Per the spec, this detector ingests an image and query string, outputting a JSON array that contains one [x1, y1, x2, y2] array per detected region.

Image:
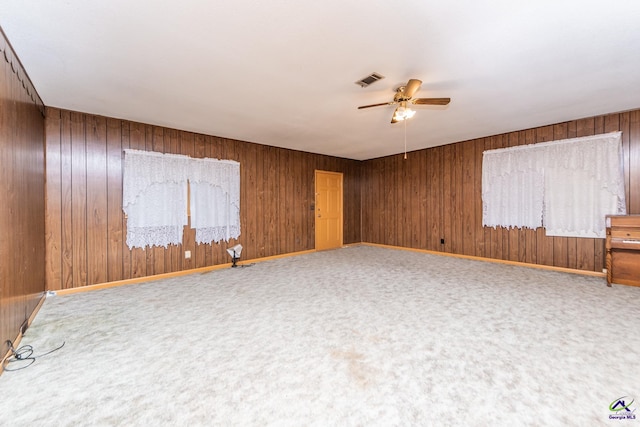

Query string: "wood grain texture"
[[106, 118, 124, 282], [45, 108, 62, 290], [361, 110, 640, 272], [44, 108, 362, 290], [70, 111, 88, 287], [1, 32, 45, 359], [86, 115, 108, 285]]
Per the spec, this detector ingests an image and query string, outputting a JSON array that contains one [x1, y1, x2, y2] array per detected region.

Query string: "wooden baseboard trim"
[[1, 293, 46, 376], [52, 249, 317, 297], [28, 293, 46, 326], [361, 242, 606, 278]]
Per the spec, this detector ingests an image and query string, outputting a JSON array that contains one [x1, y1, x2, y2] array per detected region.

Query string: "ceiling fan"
[[357, 79, 450, 123]]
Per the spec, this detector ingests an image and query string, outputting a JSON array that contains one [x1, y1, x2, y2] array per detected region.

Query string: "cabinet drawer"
[[611, 250, 640, 286], [611, 228, 640, 239]]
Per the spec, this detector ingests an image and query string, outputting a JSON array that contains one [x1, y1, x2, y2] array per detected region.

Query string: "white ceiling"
[[2, 1, 640, 160]]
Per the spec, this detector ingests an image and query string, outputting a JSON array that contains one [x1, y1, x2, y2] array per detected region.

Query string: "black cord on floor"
[[235, 263, 255, 268], [3, 340, 65, 372]]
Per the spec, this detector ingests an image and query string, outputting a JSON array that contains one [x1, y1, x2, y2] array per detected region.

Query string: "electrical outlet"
[[185, 250, 191, 259]]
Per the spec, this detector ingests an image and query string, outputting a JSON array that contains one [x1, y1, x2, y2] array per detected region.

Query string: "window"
[[123, 149, 240, 248], [482, 132, 626, 238]]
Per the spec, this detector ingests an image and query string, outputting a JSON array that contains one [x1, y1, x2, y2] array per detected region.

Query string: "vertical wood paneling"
[[442, 144, 453, 253], [461, 140, 476, 256], [429, 146, 444, 251], [44, 110, 361, 290], [362, 109, 640, 273], [266, 146, 278, 252], [86, 115, 108, 285], [255, 145, 265, 257], [620, 112, 631, 212], [284, 149, 296, 253], [71, 111, 88, 287], [297, 151, 307, 251], [402, 156, 412, 248], [451, 143, 463, 255], [106, 117, 123, 282], [416, 151, 427, 249], [45, 109, 62, 290], [0, 50, 19, 352], [344, 160, 361, 245], [278, 148, 289, 253], [42, 104, 640, 290], [1, 32, 45, 358], [374, 158, 384, 245], [386, 156, 397, 246], [60, 110, 74, 288], [244, 142, 258, 258], [408, 153, 420, 248], [302, 154, 312, 249]]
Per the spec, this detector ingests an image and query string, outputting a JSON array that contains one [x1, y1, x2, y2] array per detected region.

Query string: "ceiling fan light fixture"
[[393, 106, 415, 121]]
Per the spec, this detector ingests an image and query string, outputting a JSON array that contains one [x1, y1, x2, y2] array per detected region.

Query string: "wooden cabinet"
[[605, 215, 640, 287]]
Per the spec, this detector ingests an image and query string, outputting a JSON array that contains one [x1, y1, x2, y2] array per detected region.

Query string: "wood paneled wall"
[[0, 29, 46, 358], [362, 110, 640, 272], [44, 108, 362, 290]]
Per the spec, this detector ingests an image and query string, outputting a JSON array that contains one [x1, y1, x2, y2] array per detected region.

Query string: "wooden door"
[[315, 170, 343, 250]]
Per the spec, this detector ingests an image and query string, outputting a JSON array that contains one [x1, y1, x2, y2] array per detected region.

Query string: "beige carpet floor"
[[1, 245, 638, 426]]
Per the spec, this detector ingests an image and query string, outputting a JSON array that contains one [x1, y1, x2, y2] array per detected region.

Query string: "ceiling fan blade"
[[412, 97, 451, 105], [357, 101, 394, 109], [403, 79, 422, 99]]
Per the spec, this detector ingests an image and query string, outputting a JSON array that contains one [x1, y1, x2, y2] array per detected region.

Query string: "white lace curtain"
[[123, 149, 241, 248], [482, 132, 626, 238], [189, 158, 241, 244]]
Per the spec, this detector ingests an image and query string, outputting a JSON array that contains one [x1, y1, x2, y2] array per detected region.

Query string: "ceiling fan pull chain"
[[404, 118, 408, 160]]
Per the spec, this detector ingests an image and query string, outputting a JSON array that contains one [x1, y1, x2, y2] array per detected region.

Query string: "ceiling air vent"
[[355, 72, 385, 88]]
